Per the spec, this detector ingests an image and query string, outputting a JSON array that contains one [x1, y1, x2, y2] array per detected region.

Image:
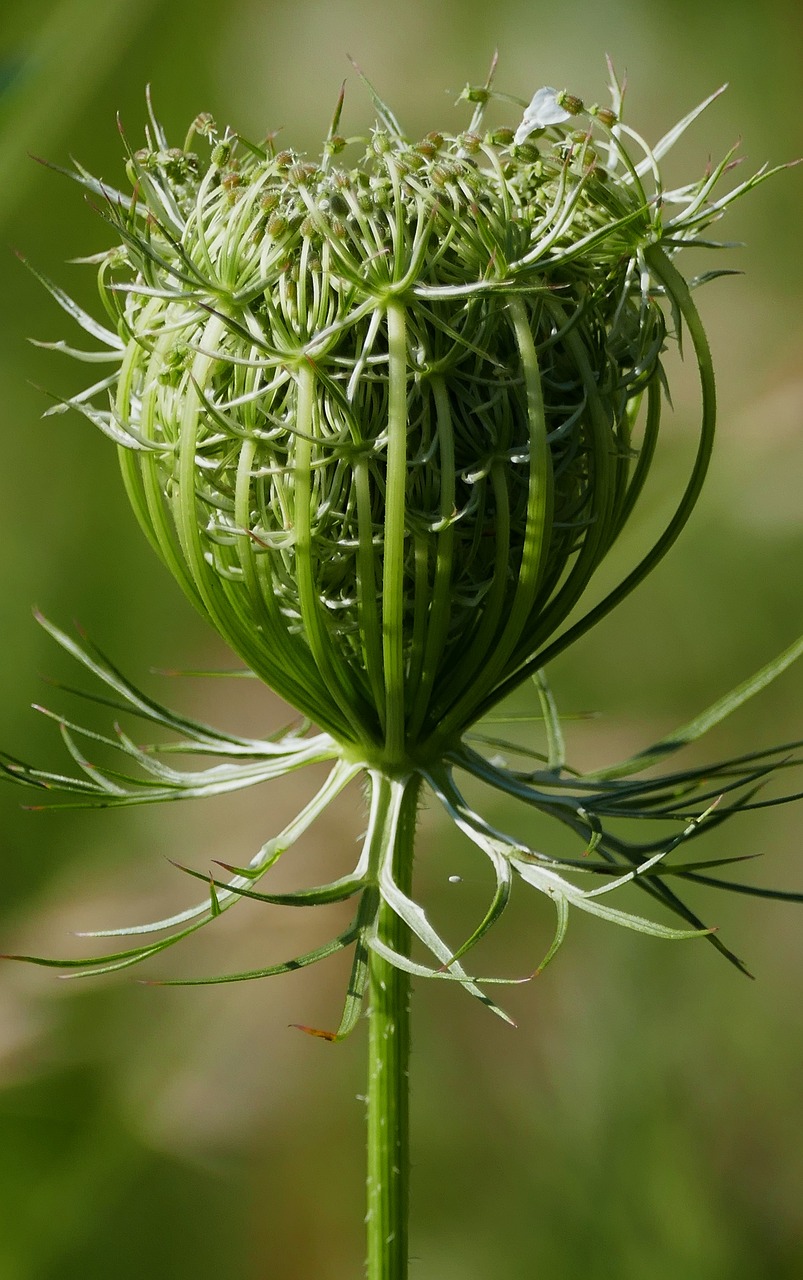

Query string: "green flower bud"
[[37, 77, 786, 772], [191, 111, 216, 138], [556, 91, 584, 115], [211, 139, 232, 168], [590, 104, 618, 128], [266, 211, 289, 237], [489, 126, 514, 146], [414, 132, 444, 159], [457, 131, 482, 154], [460, 84, 489, 105]]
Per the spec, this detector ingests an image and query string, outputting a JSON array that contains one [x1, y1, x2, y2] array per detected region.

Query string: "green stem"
[[366, 773, 419, 1280], [383, 302, 408, 764]]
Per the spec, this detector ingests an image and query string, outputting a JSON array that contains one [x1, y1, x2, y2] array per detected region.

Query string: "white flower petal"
[[514, 86, 572, 144]]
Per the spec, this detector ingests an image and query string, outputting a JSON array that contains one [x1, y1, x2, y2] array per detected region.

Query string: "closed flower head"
[[48, 68, 771, 773]]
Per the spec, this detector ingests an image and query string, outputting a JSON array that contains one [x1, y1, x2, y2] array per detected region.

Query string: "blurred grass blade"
[[0, 0, 159, 227], [533, 668, 565, 771], [591, 632, 803, 781]]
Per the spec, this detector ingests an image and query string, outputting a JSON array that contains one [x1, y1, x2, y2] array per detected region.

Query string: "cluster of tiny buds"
[[554, 89, 619, 128], [131, 145, 199, 183], [513, 86, 620, 146], [123, 89, 624, 257]]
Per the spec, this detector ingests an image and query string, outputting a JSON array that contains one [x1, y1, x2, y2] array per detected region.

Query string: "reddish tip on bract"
[[290, 1023, 338, 1042]]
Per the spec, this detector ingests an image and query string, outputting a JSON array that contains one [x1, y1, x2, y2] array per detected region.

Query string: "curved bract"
[[3, 616, 803, 1019], [36, 72, 779, 762]]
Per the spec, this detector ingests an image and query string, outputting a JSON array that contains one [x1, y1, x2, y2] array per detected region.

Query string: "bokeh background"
[[1, 1, 801, 1277]]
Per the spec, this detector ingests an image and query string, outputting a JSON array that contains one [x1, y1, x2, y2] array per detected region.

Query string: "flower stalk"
[[366, 773, 418, 1280], [383, 302, 411, 766]]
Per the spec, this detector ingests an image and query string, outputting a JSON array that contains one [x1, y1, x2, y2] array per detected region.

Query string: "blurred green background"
[[1, 1, 801, 1277]]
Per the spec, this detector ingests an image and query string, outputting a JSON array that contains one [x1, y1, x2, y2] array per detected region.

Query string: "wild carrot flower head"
[[7, 62, 800, 1017], [36, 63, 777, 765]]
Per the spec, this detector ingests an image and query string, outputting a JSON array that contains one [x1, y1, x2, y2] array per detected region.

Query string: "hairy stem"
[[366, 773, 419, 1279]]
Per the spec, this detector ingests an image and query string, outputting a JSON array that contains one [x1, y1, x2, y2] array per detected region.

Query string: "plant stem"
[[382, 301, 408, 765], [366, 773, 419, 1279]]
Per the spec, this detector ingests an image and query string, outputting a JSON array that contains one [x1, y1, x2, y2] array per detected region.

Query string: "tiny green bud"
[[458, 132, 482, 154], [288, 162, 313, 186], [512, 142, 540, 162], [461, 83, 489, 104], [156, 342, 190, 384], [590, 104, 618, 128], [132, 147, 156, 171], [192, 111, 216, 137], [267, 212, 289, 237], [105, 246, 128, 269], [408, 141, 433, 162], [556, 91, 584, 115], [211, 140, 232, 168], [395, 151, 423, 174], [328, 191, 349, 216], [417, 131, 444, 155]]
